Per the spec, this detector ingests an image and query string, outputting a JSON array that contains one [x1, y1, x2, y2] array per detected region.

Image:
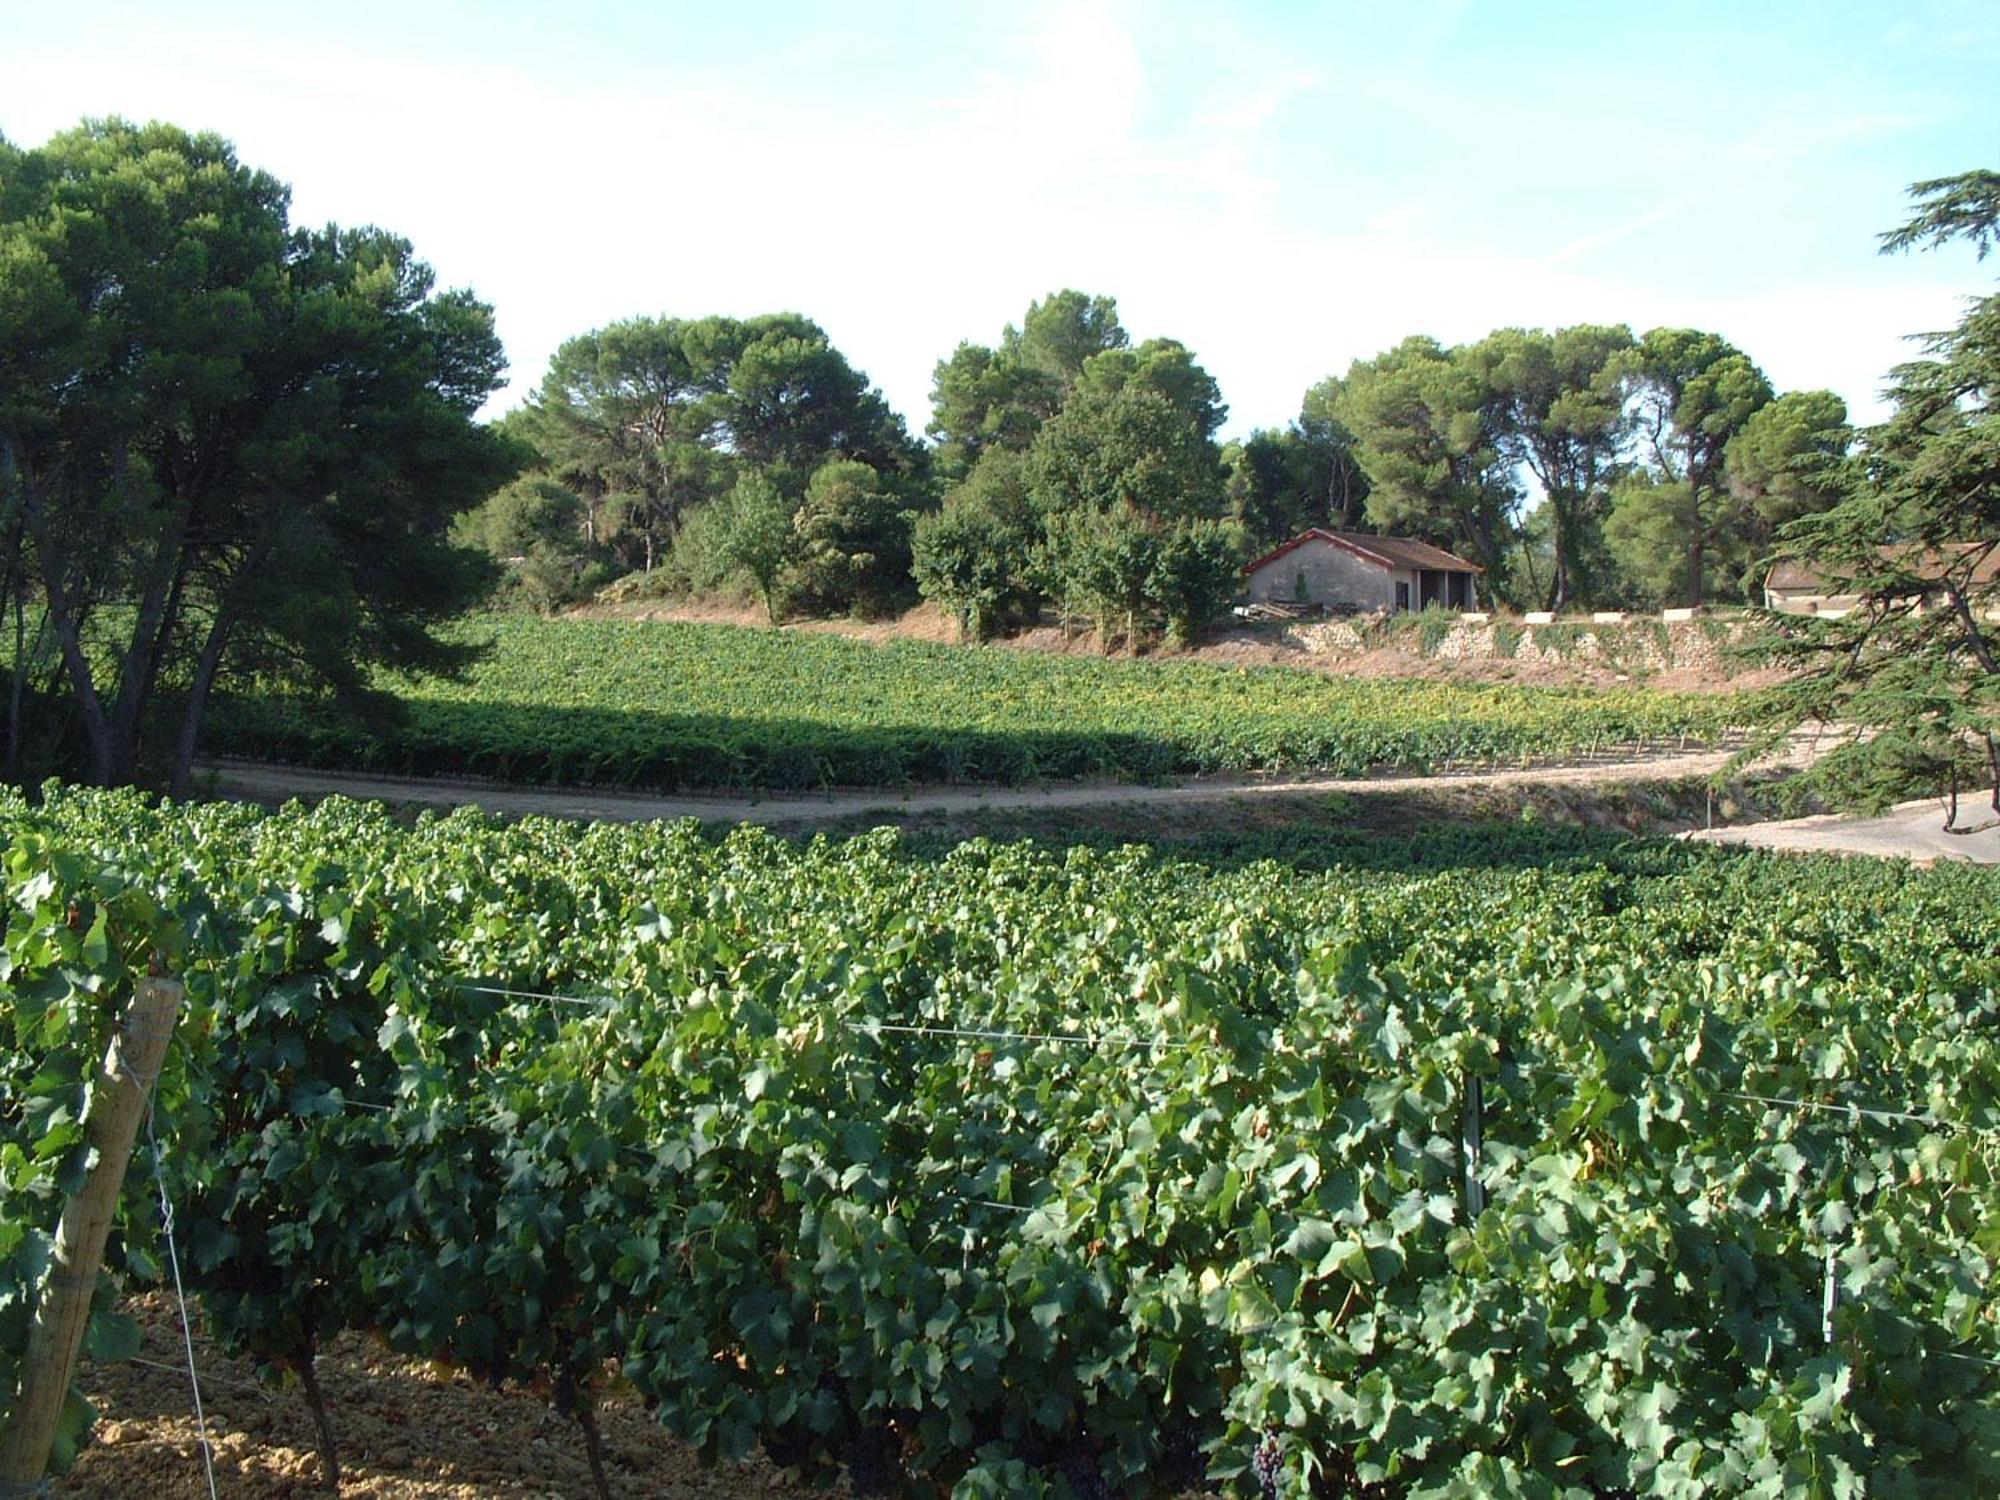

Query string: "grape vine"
[[3, 784, 1996, 1497]]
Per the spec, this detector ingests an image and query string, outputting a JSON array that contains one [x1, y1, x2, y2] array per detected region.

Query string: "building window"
[[1395, 580, 1410, 611]]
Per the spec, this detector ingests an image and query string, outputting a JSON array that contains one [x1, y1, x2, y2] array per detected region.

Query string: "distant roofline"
[[1244, 528, 1483, 577], [1766, 541, 1999, 592]]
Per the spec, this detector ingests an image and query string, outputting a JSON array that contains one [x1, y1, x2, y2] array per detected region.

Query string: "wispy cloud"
[[1552, 202, 1687, 264]]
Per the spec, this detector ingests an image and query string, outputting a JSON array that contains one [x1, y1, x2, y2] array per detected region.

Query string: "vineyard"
[[4, 786, 1998, 1497], [205, 616, 1739, 791]]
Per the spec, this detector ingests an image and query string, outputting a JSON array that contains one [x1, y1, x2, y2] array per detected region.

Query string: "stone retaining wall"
[[1284, 615, 1749, 674]]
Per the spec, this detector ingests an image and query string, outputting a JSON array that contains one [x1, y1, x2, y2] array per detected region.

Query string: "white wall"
[[1766, 587, 1859, 616], [1246, 538, 1395, 610]]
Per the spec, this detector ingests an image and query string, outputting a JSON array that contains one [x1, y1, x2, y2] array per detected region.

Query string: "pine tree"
[[1749, 171, 2000, 829]]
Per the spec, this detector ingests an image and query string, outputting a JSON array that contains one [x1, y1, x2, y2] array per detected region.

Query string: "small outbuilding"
[[1765, 544, 2000, 617], [1243, 529, 1482, 613]]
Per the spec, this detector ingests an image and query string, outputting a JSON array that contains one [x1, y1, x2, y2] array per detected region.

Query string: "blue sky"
[[5, 1, 1998, 438]]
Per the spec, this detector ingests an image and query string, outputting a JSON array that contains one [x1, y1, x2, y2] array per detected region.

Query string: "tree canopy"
[[512, 313, 919, 578], [1722, 389, 1853, 528], [7, 118, 1941, 705], [0, 118, 514, 792], [908, 293, 1242, 651], [1472, 324, 1635, 609], [926, 290, 1128, 482], [1314, 322, 1848, 610], [1325, 337, 1519, 586], [1877, 170, 2000, 260], [1605, 329, 1774, 606]]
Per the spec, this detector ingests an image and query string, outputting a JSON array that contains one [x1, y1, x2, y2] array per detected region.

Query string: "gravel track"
[[200, 744, 1795, 829], [1687, 795, 2000, 864]]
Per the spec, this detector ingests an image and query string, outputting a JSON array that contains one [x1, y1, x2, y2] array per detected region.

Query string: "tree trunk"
[[1513, 529, 1544, 613], [296, 1350, 341, 1491], [1547, 483, 1588, 613], [1941, 746, 2000, 834], [575, 1399, 612, 1500], [125, 548, 195, 760], [6, 589, 24, 782], [1545, 505, 1570, 613], [169, 527, 276, 798], [97, 517, 193, 782], [168, 607, 236, 799], [1942, 578, 2000, 676], [18, 477, 146, 785], [1686, 512, 1707, 609], [38, 569, 115, 783], [553, 1367, 612, 1500], [1, 512, 24, 782]]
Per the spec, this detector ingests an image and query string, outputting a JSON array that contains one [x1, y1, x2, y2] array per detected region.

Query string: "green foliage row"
[[4, 786, 1997, 1496], [205, 616, 1738, 792]]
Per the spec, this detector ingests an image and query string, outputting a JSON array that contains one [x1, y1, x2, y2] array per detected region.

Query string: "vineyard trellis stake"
[[1460, 1072, 1487, 1221], [0, 978, 183, 1488]]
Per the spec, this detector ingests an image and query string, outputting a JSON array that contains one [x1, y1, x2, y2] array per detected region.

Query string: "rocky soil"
[[63, 1294, 846, 1499]]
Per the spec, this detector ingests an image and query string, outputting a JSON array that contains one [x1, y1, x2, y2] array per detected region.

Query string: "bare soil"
[[64, 1294, 845, 1499]]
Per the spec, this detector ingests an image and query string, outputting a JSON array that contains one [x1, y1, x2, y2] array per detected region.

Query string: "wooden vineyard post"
[[1459, 1072, 1487, 1222], [0, 977, 183, 1489]]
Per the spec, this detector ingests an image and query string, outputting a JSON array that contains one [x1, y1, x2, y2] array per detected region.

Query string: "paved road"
[[200, 745, 1783, 828], [1688, 797, 2000, 865]]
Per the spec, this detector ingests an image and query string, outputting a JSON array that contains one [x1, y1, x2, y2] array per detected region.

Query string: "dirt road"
[[1687, 796, 2000, 865], [201, 745, 1790, 829]]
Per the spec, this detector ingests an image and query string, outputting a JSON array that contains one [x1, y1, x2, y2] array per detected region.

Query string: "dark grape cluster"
[[1252, 1432, 1285, 1500], [1156, 1418, 1213, 1490], [844, 1424, 902, 1497], [1059, 1444, 1112, 1500], [760, 1422, 813, 1471]]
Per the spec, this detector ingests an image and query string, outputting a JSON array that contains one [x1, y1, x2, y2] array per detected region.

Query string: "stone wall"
[[1285, 614, 1748, 673]]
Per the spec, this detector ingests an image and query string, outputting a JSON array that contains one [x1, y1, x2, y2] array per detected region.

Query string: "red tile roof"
[[1245, 529, 1482, 576]]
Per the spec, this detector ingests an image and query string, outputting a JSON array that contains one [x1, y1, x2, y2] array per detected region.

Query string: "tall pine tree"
[[1749, 171, 2000, 828]]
